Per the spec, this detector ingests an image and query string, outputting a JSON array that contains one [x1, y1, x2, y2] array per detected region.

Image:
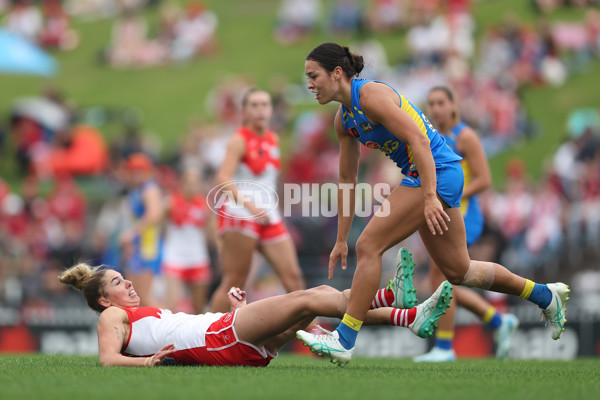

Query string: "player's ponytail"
[[307, 43, 364, 78], [58, 263, 108, 313]]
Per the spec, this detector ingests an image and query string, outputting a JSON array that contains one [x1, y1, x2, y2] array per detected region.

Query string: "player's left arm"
[[456, 127, 491, 199], [360, 83, 449, 235]]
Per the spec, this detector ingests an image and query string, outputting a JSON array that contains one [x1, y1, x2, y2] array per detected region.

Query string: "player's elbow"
[[475, 171, 492, 192], [412, 134, 431, 150], [481, 175, 492, 191], [98, 354, 112, 366]]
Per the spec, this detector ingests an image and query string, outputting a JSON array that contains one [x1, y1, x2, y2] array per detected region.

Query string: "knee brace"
[[461, 261, 495, 289]]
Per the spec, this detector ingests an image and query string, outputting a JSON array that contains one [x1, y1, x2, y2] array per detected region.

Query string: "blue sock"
[[528, 283, 552, 309], [435, 337, 453, 351], [487, 312, 503, 331], [434, 330, 454, 350], [335, 323, 358, 350]]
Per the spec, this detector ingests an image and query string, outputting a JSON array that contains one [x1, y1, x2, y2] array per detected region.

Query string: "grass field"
[[1, 354, 598, 400]]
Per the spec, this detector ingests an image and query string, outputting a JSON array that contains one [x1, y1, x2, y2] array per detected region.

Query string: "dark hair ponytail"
[[307, 43, 364, 79]]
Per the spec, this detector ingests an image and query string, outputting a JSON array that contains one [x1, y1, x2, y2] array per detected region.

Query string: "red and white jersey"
[[224, 126, 281, 223], [120, 306, 223, 357], [162, 192, 210, 266]]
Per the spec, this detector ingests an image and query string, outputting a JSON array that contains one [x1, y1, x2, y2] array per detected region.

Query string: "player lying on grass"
[[58, 251, 452, 367]]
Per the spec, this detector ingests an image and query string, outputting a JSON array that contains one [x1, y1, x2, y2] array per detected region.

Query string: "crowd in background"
[[1, 0, 600, 315], [1, 0, 79, 50]]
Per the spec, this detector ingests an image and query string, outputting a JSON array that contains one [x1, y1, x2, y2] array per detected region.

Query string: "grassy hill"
[[0, 0, 598, 187]]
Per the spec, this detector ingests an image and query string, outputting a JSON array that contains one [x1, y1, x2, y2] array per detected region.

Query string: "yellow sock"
[[341, 313, 363, 331], [519, 279, 535, 299], [436, 330, 454, 340], [482, 306, 497, 324]]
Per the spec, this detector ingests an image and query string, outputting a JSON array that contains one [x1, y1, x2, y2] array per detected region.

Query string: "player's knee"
[[311, 285, 338, 293], [440, 263, 471, 285], [221, 275, 247, 288], [445, 272, 465, 286], [355, 235, 382, 259], [460, 261, 495, 289]]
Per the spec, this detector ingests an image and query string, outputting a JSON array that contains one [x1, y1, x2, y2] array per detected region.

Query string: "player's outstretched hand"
[[146, 344, 177, 366], [228, 287, 247, 310], [329, 241, 349, 279]]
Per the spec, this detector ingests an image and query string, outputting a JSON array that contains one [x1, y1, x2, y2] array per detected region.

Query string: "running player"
[[413, 86, 518, 362], [209, 88, 305, 312], [57, 255, 452, 367], [296, 43, 569, 365]]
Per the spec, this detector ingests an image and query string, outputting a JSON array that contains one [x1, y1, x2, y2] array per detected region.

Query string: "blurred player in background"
[[162, 166, 215, 314], [119, 153, 163, 307], [414, 86, 519, 362], [209, 88, 305, 312]]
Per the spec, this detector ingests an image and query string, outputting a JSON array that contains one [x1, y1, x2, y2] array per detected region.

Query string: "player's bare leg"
[[210, 231, 257, 312], [419, 207, 568, 341], [258, 236, 305, 292]]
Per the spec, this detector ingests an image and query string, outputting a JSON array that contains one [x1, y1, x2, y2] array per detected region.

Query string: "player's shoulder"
[[99, 306, 128, 323], [359, 81, 398, 110], [457, 124, 480, 143]]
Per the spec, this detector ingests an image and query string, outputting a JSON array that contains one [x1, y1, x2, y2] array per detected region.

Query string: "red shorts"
[[218, 215, 289, 244], [170, 310, 277, 367], [162, 263, 211, 284]]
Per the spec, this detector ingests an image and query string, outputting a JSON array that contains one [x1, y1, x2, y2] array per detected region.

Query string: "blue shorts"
[[127, 234, 163, 275], [400, 161, 464, 208]]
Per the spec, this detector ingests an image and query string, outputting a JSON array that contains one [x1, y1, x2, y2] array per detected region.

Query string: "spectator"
[[3, 0, 42, 43], [275, 0, 321, 45], [106, 10, 168, 68], [170, 1, 218, 62], [329, 0, 363, 36], [38, 0, 79, 50]]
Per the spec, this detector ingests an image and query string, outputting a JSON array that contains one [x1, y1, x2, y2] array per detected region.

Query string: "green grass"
[[0, 354, 598, 400]]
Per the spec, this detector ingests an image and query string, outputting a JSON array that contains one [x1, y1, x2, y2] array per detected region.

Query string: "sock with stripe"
[[390, 308, 417, 327], [482, 306, 502, 331], [520, 279, 552, 309], [370, 288, 395, 309], [434, 330, 454, 350], [335, 314, 363, 350]]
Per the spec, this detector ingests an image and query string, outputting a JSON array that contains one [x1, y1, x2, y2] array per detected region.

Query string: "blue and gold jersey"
[[340, 79, 461, 178], [127, 179, 162, 264]]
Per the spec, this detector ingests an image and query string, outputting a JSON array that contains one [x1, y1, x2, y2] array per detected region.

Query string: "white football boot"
[[296, 325, 354, 366], [413, 347, 456, 363], [494, 313, 519, 359], [408, 281, 453, 338], [541, 283, 570, 340]]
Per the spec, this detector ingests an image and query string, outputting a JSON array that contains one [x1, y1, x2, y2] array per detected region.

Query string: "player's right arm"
[[329, 107, 361, 279], [97, 307, 175, 367]]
